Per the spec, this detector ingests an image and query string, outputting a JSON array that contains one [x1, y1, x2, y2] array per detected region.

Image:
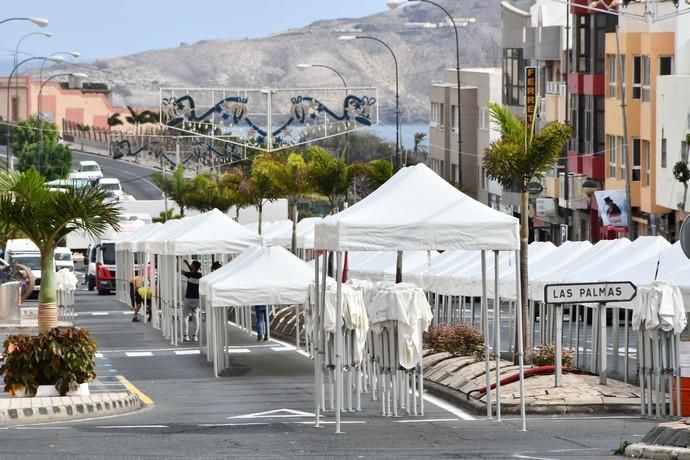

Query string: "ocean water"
[[365, 122, 430, 149]]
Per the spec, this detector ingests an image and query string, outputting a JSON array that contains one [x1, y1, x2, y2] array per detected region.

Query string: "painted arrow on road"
[[228, 409, 315, 419]]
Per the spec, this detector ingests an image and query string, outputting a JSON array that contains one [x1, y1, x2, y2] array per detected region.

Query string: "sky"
[[1, 0, 388, 70]]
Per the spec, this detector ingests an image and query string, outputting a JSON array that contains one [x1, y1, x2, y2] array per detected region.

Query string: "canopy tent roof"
[[314, 164, 520, 251], [269, 217, 324, 249], [347, 250, 439, 283], [405, 249, 467, 287], [115, 223, 162, 252], [164, 209, 262, 255], [201, 246, 315, 307], [143, 218, 193, 253], [606, 241, 690, 288], [526, 241, 593, 300]]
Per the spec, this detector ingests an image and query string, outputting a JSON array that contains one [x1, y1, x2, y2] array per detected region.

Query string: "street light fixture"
[[37, 72, 88, 174], [296, 63, 348, 90], [13, 31, 52, 122], [0, 17, 49, 27], [5, 54, 64, 169], [338, 34, 401, 171], [387, 0, 463, 188]]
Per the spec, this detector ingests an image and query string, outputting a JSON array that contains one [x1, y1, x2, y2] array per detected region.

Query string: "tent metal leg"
[[624, 309, 630, 384], [481, 250, 491, 419], [514, 249, 526, 431], [599, 303, 607, 385], [493, 250, 501, 422]]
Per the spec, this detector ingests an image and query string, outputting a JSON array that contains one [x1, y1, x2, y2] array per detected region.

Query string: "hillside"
[[46, 0, 534, 123]]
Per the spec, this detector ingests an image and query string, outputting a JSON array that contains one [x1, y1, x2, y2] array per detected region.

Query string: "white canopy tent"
[[347, 250, 439, 283], [115, 223, 162, 304], [313, 164, 522, 432], [200, 246, 316, 376]]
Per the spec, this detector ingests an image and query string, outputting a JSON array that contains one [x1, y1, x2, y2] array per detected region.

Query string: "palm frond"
[[488, 102, 525, 145]]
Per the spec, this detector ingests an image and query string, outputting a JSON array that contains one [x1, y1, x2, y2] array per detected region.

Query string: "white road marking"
[[292, 421, 366, 425], [174, 350, 201, 355], [116, 168, 161, 193], [227, 348, 251, 354], [198, 423, 270, 427], [14, 426, 70, 430], [271, 347, 295, 352], [92, 312, 109, 316], [125, 352, 153, 357], [95, 353, 104, 358], [229, 408, 315, 419], [394, 418, 461, 423], [423, 392, 476, 421], [97, 425, 168, 429]]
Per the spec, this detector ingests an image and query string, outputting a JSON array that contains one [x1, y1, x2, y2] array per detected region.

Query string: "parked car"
[[4, 239, 41, 298], [54, 247, 74, 272], [98, 178, 124, 201], [70, 160, 103, 182]]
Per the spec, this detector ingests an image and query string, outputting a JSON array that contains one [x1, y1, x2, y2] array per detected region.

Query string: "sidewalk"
[[0, 308, 145, 427], [423, 352, 641, 415]]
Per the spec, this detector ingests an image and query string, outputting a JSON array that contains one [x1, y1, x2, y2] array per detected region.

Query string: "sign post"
[[544, 281, 637, 386]]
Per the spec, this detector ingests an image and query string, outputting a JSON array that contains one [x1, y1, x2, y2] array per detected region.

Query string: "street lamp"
[[0, 17, 49, 27], [338, 34, 401, 170], [296, 63, 348, 89], [5, 54, 64, 169], [39, 50, 80, 85], [387, 0, 463, 187], [13, 31, 52, 121], [37, 72, 88, 174]]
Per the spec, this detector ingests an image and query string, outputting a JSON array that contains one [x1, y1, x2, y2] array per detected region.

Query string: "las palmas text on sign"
[[544, 281, 637, 304]]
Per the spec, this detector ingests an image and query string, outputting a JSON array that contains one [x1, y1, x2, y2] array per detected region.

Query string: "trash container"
[[0, 281, 21, 323]]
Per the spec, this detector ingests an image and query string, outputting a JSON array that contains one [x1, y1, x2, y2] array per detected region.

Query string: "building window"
[[584, 96, 593, 153], [431, 102, 444, 128], [642, 56, 651, 102], [502, 48, 524, 106], [609, 135, 617, 178], [481, 166, 487, 191], [633, 55, 641, 99], [632, 138, 641, 181], [479, 107, 489, 131], [619, 137, 626, 180], [682, 139, 688, 163], [451, 105, 458, 132], [661, 137, 667, 168], [574, 15, 591, 73], [607, 54, 617, 98], [659, 56, 673, 76], [645, 140, 651, 186]]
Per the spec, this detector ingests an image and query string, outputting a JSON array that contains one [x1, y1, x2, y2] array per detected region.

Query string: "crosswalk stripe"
[[174, 350, 201, 355], [125, 351, 153, 357], [227, 348, 251, 354]]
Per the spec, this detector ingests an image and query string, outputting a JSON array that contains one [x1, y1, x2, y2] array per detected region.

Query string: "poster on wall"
[[594, 190, 629, 228]]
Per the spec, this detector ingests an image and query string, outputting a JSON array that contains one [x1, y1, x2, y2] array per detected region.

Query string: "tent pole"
[[515, 249, 526, 431], [599, 303, 607, 385], [314, 253, 321, 428], [321, 257, 328, 411], [335, 250, 344, 434], [494, 250, 501, 422], [481, 250, 491, 419], [624, 308, 630, 384], [676, 333, 682, 417]]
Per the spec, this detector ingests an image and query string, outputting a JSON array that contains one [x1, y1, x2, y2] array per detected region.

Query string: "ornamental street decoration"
[[160, 87, 378, 152]]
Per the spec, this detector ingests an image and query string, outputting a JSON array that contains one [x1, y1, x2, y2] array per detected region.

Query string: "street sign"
[[680, 216, 690, 259], [544, 281, 637, 304], [525, 66, 538, 127], [527, 181, 544, 194]]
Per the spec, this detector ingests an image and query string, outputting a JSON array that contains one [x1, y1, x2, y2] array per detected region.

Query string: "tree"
[[17, 142, 73, 181], [125, 105, 157, 134], [264, 153, 313, 253], [186, 173, 236, 213], [107, 113, 123, 128], [248, 154, 283, 234], [10, 117, 59, 155], [151, 166, 193, 216], [483, 102, 570, 354], [306, 146, 353, 214], [0, 169, 121, 332], [221, 170, 253, 222], [673, 160, 690, 211]]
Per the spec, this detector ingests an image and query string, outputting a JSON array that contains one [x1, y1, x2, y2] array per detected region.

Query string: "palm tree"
[[107, 113, 123, 128], [125, 105, 158, 135], [248, 154, 282, 235], [151, 166, 193, 216], [0, 169, 121, 332], [483, 102, 570, 354], [264, 153, 313, 253]]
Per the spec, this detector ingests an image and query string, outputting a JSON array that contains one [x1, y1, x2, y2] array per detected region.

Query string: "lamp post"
[[338, 34, 401, 171], [0, 17, 49, 27], [37, 72, 88, 174], [39, 51, 80, 86], [5, 55, 64, 169], [387, 0, 463, 187], [13, 32, 52, 124]]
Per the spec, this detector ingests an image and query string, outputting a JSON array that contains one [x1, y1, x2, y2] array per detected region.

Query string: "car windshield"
[[55, 253, 72, 262], [101, 243, 115, 265], [81, 165, 99, 172], [10, 255, 41, 270], [100, 183, 120, 191]]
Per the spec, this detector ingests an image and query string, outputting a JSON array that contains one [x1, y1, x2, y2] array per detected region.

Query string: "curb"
[[626, 443, 690, 460], [423, 379, 641, 416], [0, 392, 144, 427]]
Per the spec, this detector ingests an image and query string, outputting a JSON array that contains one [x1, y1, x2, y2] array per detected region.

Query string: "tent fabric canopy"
[[202, 246, 315, 307], [314, 164, 520, 251]]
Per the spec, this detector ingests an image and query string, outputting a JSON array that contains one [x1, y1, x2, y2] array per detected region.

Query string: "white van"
[[98, 178, 124, 201], [54, 247, 74, 272], [4, 239, 41, 297]]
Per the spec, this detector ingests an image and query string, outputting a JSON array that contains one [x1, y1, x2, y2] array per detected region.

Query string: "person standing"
[[181, 260, 202, 342], [129, 271, 144, 322], [255, 304, 270, 341]]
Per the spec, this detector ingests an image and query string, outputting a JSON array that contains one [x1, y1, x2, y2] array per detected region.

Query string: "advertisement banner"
[[594, 190, 629, 228], [525, 66, 538, 127]]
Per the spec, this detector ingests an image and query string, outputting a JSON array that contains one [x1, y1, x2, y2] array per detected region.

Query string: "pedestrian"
[[181, 260, 202, 342], [129, 271, 144, 322], [255, 304, 270, 341], [211, 261, 222, 272]]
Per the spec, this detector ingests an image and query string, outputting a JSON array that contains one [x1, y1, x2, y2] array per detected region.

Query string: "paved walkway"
[[424, 352, 641, 415]]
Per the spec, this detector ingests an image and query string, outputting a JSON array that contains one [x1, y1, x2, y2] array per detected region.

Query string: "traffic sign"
[[544, 281, 637, 304], [527, 181, 544, 194]]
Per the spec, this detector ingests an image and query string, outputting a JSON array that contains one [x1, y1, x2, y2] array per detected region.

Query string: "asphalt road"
[[0, 290, 660, 459], [71, 150, 162, 200]]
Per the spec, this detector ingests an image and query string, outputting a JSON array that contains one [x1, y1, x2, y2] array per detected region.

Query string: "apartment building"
[[603, 1, 688, 239]]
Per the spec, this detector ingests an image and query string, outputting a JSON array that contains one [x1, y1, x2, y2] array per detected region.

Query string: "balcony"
[[568, 73, 605, 96], [581, 154, 605, 181], [545, 81, 566, 96]]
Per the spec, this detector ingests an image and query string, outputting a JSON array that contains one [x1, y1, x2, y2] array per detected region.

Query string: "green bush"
[[424, 323, 484, 357], [529, 344, 574, 367], [1, 327, 97, 396]]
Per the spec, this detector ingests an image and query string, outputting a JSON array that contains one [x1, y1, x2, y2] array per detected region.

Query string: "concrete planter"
[[35, 383, 90, 397]]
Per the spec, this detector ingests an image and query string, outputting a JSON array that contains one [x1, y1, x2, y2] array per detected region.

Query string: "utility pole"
[[615, 26, 632, 239], [563, 1, 571, 242]]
